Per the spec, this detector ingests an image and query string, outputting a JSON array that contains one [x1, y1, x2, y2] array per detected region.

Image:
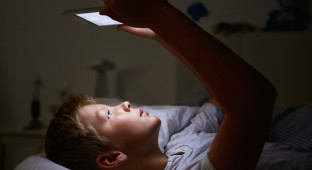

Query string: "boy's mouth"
[[139, 108, 149, 117]]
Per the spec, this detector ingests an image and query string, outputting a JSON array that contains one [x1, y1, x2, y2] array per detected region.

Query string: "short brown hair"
[[45, 95, 110, 170]]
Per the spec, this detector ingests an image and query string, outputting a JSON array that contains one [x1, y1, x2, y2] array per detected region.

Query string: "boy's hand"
[[100, 0, 166, 27], [117, 25, 158, 40]]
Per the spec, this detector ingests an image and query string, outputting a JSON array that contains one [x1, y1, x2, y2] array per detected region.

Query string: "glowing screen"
[[75, 12, 122, 26]]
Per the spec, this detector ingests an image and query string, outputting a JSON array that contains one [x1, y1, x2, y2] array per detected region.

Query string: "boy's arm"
[[101, 1, 277, 169]]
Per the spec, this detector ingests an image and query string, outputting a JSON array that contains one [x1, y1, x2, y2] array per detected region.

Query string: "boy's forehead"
[[79, 104, 96, 117], [78, 104, 99, 123], [82, 104, 105, 110], [80, 104, 108, 116]]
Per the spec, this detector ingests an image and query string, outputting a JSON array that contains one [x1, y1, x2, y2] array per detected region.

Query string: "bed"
[[15, 86, 312, 170]]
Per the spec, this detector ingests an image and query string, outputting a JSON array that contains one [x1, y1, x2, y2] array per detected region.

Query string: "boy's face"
[[79, 101, 161, 150]]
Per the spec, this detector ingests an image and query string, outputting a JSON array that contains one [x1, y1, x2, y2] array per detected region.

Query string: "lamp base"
[[24, 119, 43, 130]]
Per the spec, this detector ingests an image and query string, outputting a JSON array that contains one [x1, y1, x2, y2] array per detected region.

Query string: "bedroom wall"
[[1, 0, 311, 129], [217, 31, 312, 105], [1, 0, 177, 128]]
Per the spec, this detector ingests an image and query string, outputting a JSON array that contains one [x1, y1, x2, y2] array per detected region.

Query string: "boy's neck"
[[121, 149, 168, 170], [141, 152, 168, 170]]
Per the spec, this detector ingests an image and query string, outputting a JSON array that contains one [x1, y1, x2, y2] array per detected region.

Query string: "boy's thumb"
[[99, 8, 109, 15], [99, 8, 124, 24]]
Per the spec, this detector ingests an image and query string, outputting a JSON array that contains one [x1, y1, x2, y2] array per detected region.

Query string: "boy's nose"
[[121, 101, 131, 112]]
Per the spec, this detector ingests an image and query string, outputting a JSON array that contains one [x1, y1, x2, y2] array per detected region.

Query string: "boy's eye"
[[107, 111, 112, 119]]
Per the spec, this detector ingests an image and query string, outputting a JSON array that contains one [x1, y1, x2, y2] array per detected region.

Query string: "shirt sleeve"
[[191, 103, 225, 133], [200, 156, 217, 170], [164, 154, 217, 170]]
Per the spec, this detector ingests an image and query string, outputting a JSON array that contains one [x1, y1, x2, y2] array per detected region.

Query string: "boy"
[[45, 0, 277, 169]]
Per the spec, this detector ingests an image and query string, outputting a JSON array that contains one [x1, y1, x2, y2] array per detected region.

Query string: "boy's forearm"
[[148, 2, 276, 115]]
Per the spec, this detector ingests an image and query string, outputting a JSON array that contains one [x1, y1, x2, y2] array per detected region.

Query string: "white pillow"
[[15, 153, 68, 170]]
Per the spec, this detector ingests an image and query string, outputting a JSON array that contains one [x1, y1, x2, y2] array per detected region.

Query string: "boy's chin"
[[150, 116, 162, 129]]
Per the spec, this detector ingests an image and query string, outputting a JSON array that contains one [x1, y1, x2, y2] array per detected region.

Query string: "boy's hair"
[[45, 95, 110, 170]]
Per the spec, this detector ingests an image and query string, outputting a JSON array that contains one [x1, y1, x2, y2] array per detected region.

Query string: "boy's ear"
[[96, 151, 128, 169]]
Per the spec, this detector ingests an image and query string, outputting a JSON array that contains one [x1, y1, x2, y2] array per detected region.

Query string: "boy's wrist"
[[147, 1, 177, 31]]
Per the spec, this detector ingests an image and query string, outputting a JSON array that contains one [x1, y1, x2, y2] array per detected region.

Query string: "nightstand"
[[0, 127, 46, 170]]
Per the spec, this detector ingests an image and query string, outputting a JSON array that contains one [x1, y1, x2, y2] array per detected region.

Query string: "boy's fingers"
[[117, 25, 141, 34], [99, 8, 124, 23], [99, 8, 107, 15], [117, 25, 133, 31]]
